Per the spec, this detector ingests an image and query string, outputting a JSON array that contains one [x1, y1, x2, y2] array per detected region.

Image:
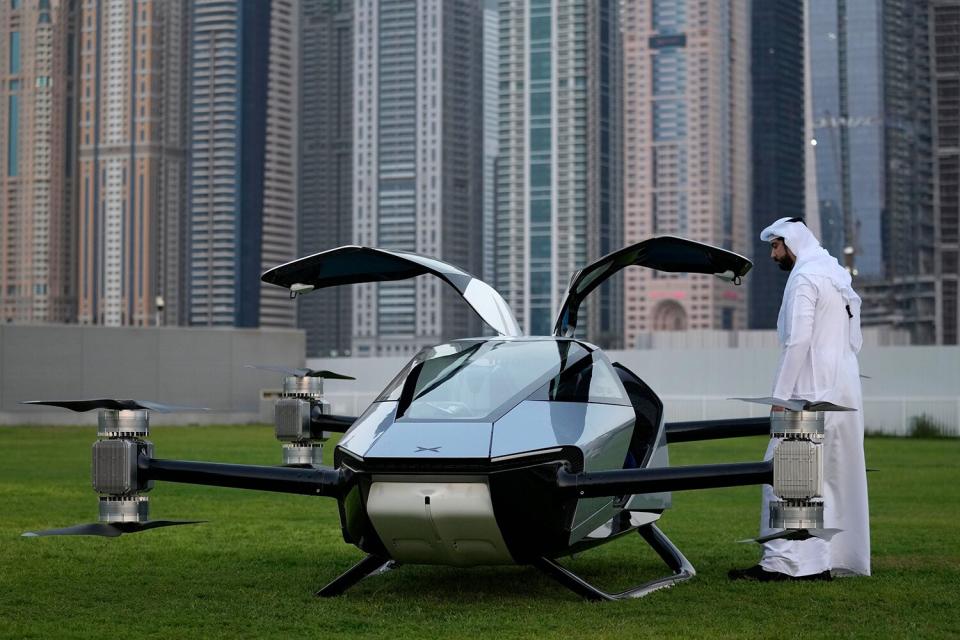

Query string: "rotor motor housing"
[[769, 409, 824, 530], [92, 409, 154, 524], [275, 376, 329, 466]]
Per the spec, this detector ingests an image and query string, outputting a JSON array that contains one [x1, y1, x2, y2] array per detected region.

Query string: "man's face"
[[770, 238, 795, 271]]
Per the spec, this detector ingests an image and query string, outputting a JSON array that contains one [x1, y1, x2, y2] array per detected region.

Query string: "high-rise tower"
[[808, 0, 935, 342], [76, 0, 188, 327], [621, 0, 751, 345], [352, 0, 484, 356], [187, 0, 297, 328], [495, 0, 622, 342], [749, 0, 805, 329], [298, 0, 352, 356], [0, 0, 77, 324], [932, 0, 960, 344]]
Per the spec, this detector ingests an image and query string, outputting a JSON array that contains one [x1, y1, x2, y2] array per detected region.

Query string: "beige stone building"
[[0, 0, 76, 323], [621, 1, 751, 347], [76, 0, 187, 326]]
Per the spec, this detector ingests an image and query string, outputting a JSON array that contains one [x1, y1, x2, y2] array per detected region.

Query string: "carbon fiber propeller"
[[245, 364, 355, 379], [22, 520, 204, 538], [731, 397, 855, 412], [738, 528, 842, 544], [21, 399, 208, 413]]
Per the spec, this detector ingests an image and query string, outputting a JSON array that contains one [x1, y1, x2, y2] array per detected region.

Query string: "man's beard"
[[776, 254, 795, 271]]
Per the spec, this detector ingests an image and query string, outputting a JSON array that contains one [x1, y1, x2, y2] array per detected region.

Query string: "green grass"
[[1, 426, 958, 639]]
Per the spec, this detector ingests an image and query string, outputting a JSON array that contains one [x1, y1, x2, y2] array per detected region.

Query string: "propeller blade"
[[304, 370, 355, 380], [22, 520, 204, 538], [245, 364, 309, 377], [245, 364, 355, 380], [730, 397, 855, 412], [22, 399, 207, 413], [737, 528, 842, 544]]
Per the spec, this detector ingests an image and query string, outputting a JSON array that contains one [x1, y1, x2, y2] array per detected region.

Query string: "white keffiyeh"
[[760, 217, 863, 353]]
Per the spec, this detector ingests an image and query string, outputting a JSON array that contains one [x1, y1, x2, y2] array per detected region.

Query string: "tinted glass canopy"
[[376, 339, 628, 420]]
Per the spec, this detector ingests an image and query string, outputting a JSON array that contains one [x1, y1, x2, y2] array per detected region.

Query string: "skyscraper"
[[621, 0, 751, 346], [749, 0, 805, 329], [298, 0, 352, 357], [1, 0, 76, 324], [76, 0, 188, 327], [931, 0, 959, 344], [352, 0, 484, 356], [259, 0, 298, 328], [188, 0, 297, 328], [482, 0, 498, 285], [495, 0, 622, 342], [807, 0, 936, 343]]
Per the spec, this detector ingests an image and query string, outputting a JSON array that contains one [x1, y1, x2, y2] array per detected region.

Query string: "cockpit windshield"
[[376, 339, 627, 420]]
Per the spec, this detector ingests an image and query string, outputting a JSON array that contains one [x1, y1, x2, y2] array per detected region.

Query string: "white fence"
[[319, 391, 960, 437], [311, 345, 960, 438]]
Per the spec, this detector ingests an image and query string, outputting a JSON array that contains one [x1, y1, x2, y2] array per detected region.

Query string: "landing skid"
[[316, 554, 394, 597], [316, 524, 693, 600], [533, 523, 695, 601]]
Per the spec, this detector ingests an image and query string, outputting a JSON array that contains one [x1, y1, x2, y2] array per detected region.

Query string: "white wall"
[[0, 325, 304, 425], [308, 345, 960, 436]]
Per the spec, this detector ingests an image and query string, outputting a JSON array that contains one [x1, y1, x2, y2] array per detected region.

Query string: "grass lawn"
[[1, 425, 958, 639]]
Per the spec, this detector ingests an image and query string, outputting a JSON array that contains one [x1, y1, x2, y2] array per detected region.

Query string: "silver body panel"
[[366, 480, 513, 566], [364, 419, 494, 459], [338, 402, 399, 458]]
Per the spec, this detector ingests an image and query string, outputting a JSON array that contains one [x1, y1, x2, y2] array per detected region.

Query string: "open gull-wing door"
[[554, 236, 752, 337], [262, 246, 522, 337]]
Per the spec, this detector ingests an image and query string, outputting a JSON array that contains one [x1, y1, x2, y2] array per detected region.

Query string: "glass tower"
[[807, 0, 935, 342], [495, 0, 622, 343]]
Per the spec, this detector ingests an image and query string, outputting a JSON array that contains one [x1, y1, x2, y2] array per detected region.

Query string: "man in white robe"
[[729, 217, 871, 581]]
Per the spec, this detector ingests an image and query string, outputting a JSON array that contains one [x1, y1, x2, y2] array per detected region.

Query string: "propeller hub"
[[281, 443, 325, 466], [769, 501, 824, 530], [282, 376, 323, 398], [98, 409, 150, 438], [99, 496, 149, 524], [770, 409, 825, 439]]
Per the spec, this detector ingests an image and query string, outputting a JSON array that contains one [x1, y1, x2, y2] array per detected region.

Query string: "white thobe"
[[759, 273, 871, 577]]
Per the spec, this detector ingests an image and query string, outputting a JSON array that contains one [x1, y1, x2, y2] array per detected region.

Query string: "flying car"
[[23, 237, 842, 600]]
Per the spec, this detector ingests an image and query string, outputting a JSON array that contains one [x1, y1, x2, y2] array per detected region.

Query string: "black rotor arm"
[[140, 457, 349, 498], [664, 417, 770, 443], [557, 460, 773, 498], [312, 414, 357, 433]]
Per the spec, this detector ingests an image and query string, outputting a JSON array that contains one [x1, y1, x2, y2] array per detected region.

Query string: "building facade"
[[352, 0, 484, 357], [621, 0, 751, 347], [259, 0, 298, 328], [298, 0, 353, 356], [495, 0, 622, 342], [76, 0, 187, 327], [188, 0, 296, 328], [931, 0, 960, 344], [749, 0, 805, 329], [482, 0, 497, 285], [0, 0, 76, 324], [808, 0, 936, 343]]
